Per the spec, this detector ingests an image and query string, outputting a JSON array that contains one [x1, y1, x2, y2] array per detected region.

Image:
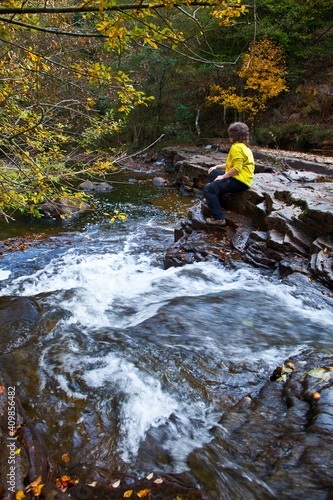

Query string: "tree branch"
[[0, 15, 106, 37], [0, 2, 223, 15]]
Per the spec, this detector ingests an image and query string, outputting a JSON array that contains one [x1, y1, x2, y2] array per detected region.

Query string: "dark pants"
[[203, 169, 248, 220]]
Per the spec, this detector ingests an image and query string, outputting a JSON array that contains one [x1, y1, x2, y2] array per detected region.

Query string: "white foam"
[[83, 353, 179, 460], [0, 269, 11, 280], [1, 246, 333, 332]]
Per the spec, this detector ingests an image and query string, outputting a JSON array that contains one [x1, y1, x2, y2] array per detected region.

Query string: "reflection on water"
[[0, 182, 332, 498]]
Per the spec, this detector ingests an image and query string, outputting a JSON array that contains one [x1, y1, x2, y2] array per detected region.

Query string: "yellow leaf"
[[29, 476, 42, 489], [32, 484, 44, 496], [123, 490, 132, 498], [15, 448, 21, 455], [61, 453, 70, 462], [15, 491, 25, 500], [137, 490, 151, 498]]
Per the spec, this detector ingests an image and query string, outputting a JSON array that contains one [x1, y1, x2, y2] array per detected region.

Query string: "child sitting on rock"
[[203, 122, 255, 226]]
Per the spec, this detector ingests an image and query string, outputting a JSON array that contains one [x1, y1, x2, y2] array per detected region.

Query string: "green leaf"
[[241, 320, 254, 327], [307, 368, 331, 381]]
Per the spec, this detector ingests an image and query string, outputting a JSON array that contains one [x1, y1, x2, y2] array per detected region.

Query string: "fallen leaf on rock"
[[154, 478, 163, 484], [0, 385, 4, 394], [313, 392, 321, 399], [15, 491, 25, 500], [56, 475, 77, 491], [307, 368, 331, 381], [14, 449, 21, 455], [61, 453, 70, 463], [111, 479, 121, 488], [29, 476, 42, 489], [137, 490, 151, 498], [32, 484, 44, 496], [146, 473, 154, 480], [123, 490, 132, 497], [87, 481, 97, 487], [241, 320, 254, 327]]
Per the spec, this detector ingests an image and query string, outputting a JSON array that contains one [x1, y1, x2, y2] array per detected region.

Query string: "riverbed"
[[0, 172, 332, 499]]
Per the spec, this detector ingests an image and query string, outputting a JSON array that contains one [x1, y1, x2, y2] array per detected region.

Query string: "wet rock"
[[0, 297, 41, 354], [78, 181, 113, 193], [40, 197, 91, 219], [0, 367, 205, 500], [64, 473, 205, 500], [163, 148, 333, 289], [152, 177, 168, 187], [309, 237, 333, 286], [188, 349, 333, 499], [0, 368, 57, 498]]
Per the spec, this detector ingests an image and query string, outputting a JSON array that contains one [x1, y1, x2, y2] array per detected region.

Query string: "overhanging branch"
[[0, 2, 222, 15]]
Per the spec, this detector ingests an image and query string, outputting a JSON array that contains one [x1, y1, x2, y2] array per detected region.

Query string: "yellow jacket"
[[226, 142, 255, 187]]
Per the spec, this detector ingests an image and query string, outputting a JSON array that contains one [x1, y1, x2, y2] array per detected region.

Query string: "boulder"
[[77, 181, 113, 193], [0, 296, 41, 354], [39, 197, 91, 219], [152, 177, 168, 187], [163, 149, 333, 289]]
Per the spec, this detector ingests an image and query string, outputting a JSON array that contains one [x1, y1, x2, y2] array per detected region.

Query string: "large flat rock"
[[163, 149, 333, 290]]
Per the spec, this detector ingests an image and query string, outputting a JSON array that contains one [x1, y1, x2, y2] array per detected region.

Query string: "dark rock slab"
[[0, 296, 41, 354], [188, 349, 333, 499], [163, 150, 333, 289], [0, 368, 57, 498]]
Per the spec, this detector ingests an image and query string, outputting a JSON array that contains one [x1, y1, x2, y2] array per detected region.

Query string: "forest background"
[[0, 0, 332, 221]]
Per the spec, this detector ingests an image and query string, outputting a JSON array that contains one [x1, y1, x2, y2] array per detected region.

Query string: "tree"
[[0, 0, 251, 221], [207, 38, 288, 123]]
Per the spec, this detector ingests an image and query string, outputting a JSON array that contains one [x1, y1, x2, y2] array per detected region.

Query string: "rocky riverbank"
[[154, 145, 333, 293]]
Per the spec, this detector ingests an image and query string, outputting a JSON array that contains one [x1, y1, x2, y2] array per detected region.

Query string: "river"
[[1, 172, 332, 499]]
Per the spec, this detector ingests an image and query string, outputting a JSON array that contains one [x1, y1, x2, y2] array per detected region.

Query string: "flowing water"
[[0, 174, 332, 498]]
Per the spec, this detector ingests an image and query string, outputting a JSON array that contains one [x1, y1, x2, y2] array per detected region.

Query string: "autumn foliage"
[[208, 38, 288, 122], [0, 0, 250, 221]]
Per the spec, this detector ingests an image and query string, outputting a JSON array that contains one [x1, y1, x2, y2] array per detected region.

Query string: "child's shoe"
[[206, 217, 226, 226]]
